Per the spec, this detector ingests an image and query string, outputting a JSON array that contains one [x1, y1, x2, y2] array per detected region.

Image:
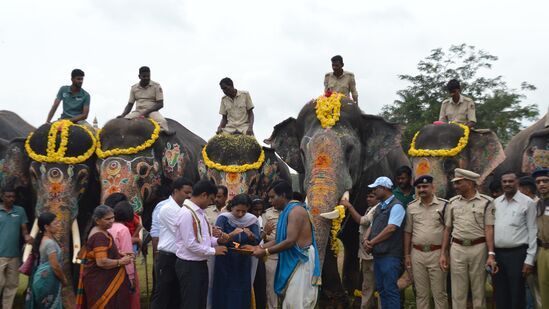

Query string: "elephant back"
[[204, 134, 262, 166], [26, 120, 96, 164], [97, 118, 159, 156]]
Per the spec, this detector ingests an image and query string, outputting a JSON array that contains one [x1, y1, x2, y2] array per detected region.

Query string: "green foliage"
[[381, 44, 539, 150]]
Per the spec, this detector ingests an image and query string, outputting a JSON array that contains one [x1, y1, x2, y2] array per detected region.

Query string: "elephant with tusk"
[[266, 96, 409, 305]]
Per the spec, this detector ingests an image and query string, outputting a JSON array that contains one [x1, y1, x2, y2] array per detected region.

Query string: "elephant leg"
[[320, 238, 348, 309]]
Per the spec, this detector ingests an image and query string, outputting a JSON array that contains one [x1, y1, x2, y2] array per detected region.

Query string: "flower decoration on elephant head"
[[315, 91, 344, 128], [408, 122, 470, 157]]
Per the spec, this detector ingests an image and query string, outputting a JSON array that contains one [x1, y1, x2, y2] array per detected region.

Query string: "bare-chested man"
[[248, 180, 321, 309]]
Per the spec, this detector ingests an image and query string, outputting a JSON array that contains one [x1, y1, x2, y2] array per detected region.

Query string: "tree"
[[381, 44, 539, 150]]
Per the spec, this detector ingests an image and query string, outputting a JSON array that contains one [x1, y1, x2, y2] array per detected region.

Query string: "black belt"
[[495, 244, 528, 252], [177, 258, 207, 264], [538, 240, 549, 249], [158, 250, 176, 257]]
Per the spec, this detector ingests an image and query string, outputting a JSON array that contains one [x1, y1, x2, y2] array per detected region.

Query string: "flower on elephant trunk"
[[408, 122, 470, 157], [330, 205, 346, 256], [25, 120, 97, 164], [96, 118, 160, 158], [315, 92, 344, 128]]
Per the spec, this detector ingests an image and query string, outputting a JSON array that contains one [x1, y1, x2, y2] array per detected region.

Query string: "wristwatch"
[[488, 251, 496, 257]]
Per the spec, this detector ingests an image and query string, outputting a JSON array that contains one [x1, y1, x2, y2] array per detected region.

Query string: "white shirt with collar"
[[175, 199, 219, 261], [157, 196, 183, 254], [494, 191, 538, 265]]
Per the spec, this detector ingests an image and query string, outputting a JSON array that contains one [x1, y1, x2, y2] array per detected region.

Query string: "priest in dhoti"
[[249, 180, 321, 308]]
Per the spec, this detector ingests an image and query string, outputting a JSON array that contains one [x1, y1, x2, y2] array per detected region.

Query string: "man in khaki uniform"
[[440, 168, 497, 309], [533, 168, 549, 309], [439, 79, 477, 127], [404, 175, 448, 309], [119, 66, 172, 134], [262, 205, 280, 309], [324, 55, 358, 103], [217, 77, 255, 135]]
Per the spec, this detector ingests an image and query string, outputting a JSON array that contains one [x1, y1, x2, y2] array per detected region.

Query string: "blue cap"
[[532, 168, 549, 179], [414, 175, 433, 187], [368, 176, 393, 189]]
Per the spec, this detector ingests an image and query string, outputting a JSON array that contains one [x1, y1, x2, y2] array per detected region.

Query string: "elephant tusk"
[[22, 218, 39, 262], [319, 191, 349, 220], [72, 220, 81, 264]]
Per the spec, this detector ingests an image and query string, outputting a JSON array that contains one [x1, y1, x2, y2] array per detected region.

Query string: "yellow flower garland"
[[315, 92, 344, 128], [25, 120, 97, 164], [202, 143, 265, 173], [330, 205, 346, 256], [408, 122, 470, 157], [96, 118, 160, 158]]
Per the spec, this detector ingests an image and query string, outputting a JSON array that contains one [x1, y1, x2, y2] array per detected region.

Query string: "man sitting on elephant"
[[439, 79, 477, 127], [217, 77, 255, 135], [118, 66, 173, 135], [46, 69, 92, 129]]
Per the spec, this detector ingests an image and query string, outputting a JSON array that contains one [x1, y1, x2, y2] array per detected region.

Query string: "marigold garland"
[[315, 92, 344, 128], [202, 143, 265, 173], [96, 118, 160, 158], [330, 205, 346, 256], [25, 120, 97, 164], [408, 122, 470, 157]]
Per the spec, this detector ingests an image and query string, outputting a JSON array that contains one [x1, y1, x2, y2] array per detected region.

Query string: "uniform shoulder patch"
[[478, 194, 493, 202], [438, 198, 449, 203], [448, 196, 461, 203]]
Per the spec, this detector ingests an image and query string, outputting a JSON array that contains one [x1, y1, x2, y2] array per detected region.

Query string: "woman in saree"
[[212, 194, 260, 309], [76, 205, 134, 309], [108, 201, 140, 309], [26, 212, 67, 309]]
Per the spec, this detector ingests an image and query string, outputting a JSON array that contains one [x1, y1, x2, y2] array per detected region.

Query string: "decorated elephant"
[[95, 117, 205, 228], [265, 93, 410, 304], [494, 115, 548, 176], [409, 122, 506, 198], [24, 120, 100, 307], [199, 134, 291, 199]]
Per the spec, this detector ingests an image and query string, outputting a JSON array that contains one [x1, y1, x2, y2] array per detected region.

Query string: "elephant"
[[96, 117, 205, 228], [409, 123, 506, 198], [494, 115, 549, 176], [199, 134, 292, 199], [265, 96, 410, 305], [25, 121, 100, 307]]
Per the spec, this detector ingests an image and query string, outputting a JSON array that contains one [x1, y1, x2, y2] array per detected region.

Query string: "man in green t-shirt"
[[392, 166, 415, 207], [0, 185, 32, 308], [46, 69, 91, 128]]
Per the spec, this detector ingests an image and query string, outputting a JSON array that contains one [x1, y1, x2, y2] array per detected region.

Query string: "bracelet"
[[488, 251, 496, 257], [265, 248, 270, 256], [116, 259, 120, 267]]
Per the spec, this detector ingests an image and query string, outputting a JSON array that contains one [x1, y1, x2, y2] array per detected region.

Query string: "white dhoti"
[[280, 246, 319, 309], [265, 256, 278, 309]]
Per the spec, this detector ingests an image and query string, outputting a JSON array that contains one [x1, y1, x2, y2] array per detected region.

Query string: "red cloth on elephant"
[[76, 232, 132, 309]]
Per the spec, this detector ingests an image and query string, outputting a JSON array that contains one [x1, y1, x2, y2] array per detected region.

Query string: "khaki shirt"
[[219, 90, 254, 134], [324, 71, 358, 100], [439, 95, 476, 124], [404, 196, 448, 246], [358, 205, 378, 260], [537, 199, 549, 243], [204, 205, 222, 226], [129, 80, 163, 112], [445, 192, 495, 240], [261, 207, 280, 242]]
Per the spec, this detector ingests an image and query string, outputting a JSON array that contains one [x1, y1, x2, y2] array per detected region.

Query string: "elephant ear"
[[264, 117, 304, 174], [360, 115, 403, 171], [467, 130, 506, 184]]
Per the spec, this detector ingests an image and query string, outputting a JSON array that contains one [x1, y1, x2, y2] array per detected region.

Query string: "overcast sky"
[[1, 0, 547, 143]]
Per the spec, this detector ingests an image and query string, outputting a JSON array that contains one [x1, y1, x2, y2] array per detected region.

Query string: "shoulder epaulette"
[[478, 194, 493, 202], [448, 195, 460, 202]]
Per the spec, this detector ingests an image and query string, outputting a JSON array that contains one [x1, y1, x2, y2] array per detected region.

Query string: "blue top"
[[0, 204, 28, 257], [56, 85, 90, 119], [274, 201, 321, 295], [380, 195, 405, 227]]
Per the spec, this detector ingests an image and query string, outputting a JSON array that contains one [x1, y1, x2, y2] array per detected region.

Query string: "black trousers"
[[175, 258, 208, 309], [254, 258, 267, 309], [151, 251, 180, 309], [493, 245, 528, 309]]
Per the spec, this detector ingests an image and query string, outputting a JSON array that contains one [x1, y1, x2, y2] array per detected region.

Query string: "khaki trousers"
[[411, 249, 448, 309], [450, 242, 487, 309], [126, 110, 169, 132], [265, 255, 278, 309], [538, 248, 549, 309], [0, 257, 19, 309], [361, 259, 375, 309]]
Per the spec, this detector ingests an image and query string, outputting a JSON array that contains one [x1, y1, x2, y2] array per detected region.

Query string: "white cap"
[[368, 176, 393, 189]]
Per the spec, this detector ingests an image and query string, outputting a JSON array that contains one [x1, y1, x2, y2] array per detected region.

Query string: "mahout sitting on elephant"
[[409, 122, 506, 198], [265, 92, 409, 306]]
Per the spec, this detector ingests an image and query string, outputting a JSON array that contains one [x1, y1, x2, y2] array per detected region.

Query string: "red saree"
[[76, 232, 132, 309]]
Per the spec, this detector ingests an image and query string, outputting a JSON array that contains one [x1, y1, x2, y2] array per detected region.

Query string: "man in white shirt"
[[150, 177, 194, 309], [175, 180, 229, 308], [493, 171, 538, 309]]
